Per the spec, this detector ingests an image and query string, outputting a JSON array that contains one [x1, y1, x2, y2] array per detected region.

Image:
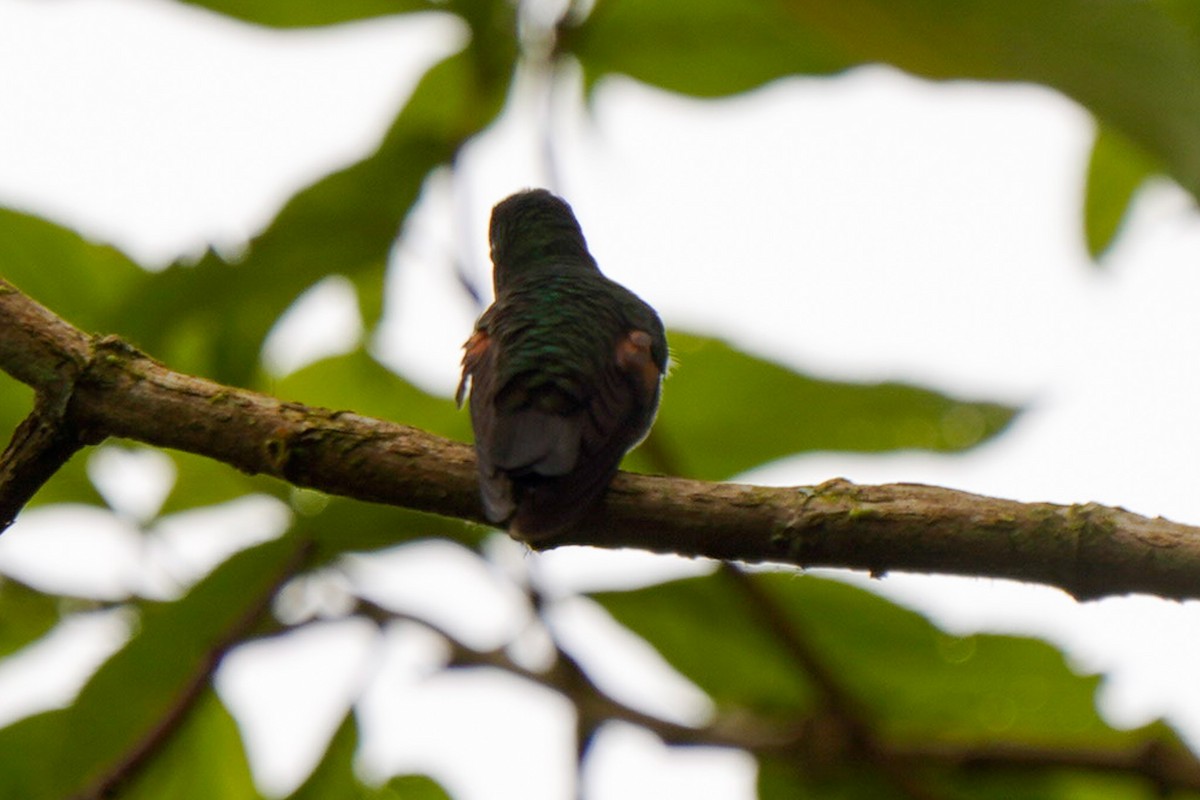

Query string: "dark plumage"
[[457, 189, 667, 540]]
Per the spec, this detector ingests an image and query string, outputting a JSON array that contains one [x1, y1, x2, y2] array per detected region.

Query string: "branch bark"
[[1, 278, 1199, 601]]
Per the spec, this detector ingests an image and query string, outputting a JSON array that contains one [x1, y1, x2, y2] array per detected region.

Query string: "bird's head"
[[488, 189, 597, 290]]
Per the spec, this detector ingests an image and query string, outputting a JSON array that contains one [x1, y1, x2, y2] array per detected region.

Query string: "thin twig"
[[0, 402, 84, 530], [352, 598, 797, 750], [722, 564, 950, 800], [77, 539, 312, 799], [897, 737, 1200, 791], [349, 599, 1200, 793]]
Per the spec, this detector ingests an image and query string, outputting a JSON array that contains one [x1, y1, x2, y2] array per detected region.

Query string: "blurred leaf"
[[288, 712, 361, 799], [595, 573, 1173, 753], [158, 449, 279, 515], [274, 350, 486, 561], [1084, 125, 1160, 260], [118, 690, 259, 800], [0, 371, 36, 508], [1038, 772, 1187, 800], [0, 710, 68, 799], [570, 0, 848, 96], [26, 450, 106, 509], [758, 755, 1155, 800], [1158, 0, 1200, 45], [290, 712, 455, 799], [0, 577, 59, 658], [0, 370, 35, 454], [112, 43, 511, 386], [275, 349, 469, 441], [0, 208, 147, 329], [593, 576, 815, 715], [574, 0, 1200, 212], [0, 536, 302, 798], [299, 496, 486, 565], [636, 332, 1015, 481], [379, 775, 455, 800], [174, 0, 433, 27], [757, 755, 900, 800], [761, 751, 1169, 800], [774, 0, 1200, 207]]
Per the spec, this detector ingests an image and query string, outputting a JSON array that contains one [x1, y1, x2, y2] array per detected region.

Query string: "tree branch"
[[0, 402, 84, 531], [2, 278, 1199, 601], [0, 280, 94, 529]]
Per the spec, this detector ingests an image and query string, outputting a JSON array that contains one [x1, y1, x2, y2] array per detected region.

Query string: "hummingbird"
[[457, 189, 668, 540]]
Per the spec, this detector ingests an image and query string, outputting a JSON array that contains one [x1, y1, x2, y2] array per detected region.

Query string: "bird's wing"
[[460, 328, 518, 524], [510, 327, 663, 538]]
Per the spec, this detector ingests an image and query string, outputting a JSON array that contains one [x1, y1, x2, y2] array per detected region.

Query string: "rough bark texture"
[[2, 278, 1198, 601]]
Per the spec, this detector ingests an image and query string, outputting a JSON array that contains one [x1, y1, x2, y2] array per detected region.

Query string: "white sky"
[[3, 1, 1200, 798]]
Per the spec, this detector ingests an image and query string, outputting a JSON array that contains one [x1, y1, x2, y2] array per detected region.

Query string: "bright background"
[[1, 0, 1200, 797]]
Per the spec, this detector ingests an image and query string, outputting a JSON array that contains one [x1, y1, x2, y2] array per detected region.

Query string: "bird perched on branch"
[[458, 189, 667, 540]]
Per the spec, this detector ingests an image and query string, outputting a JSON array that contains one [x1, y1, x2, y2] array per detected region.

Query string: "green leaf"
[[594, 575, 816, 715], [273, 351, 487, 560], [758, 755, 1147, 800], [0, 710, 69, 799], [594, 573, 1171, 750], [112, 44, 511, 386], [299, 497, 486, 565], [1036, 772, 1178, 800], [290, 712, 454, 799], [0, 208, 147, 330], [378, 775, 455, 800], [118, 690, 260, 800], [757, 755, 901, 800], [569, 0, 848, 96], [0, 577, 60, 658], [275, 350, 469, 441], [760, 751, 1168, 800], [0, 370, 35, 456], [0, 536, 303, 798], [635, 332, 1015, 480], [26, 449, 107, 509], [574, 0, 1200, 208], [158, 449, 279, 516], [1084, 125, 1160, 260], [174, 0, 433, 28], [288, 712, 362, 799], [773, 0, 1200, 207]]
